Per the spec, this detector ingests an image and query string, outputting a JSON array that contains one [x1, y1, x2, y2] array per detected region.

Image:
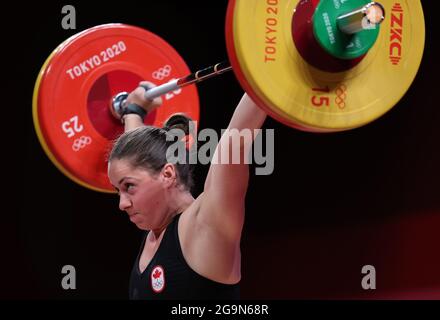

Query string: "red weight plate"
[[33, 24, 200, 192]]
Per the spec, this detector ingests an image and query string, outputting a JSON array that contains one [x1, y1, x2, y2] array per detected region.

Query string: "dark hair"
[[108, 113, 195, 191]]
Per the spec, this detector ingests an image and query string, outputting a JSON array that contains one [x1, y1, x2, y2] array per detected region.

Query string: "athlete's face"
[[108, 159, 168, 230]]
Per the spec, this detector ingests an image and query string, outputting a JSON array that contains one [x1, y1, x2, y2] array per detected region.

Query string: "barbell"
[[33, 0, 425, 193]]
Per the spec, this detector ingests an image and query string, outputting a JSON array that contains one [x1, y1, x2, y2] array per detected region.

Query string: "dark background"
[[4, 0, 439, 299]]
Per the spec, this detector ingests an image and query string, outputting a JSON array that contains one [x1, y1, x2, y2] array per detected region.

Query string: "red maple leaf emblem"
[[153, 269, 162, 279]]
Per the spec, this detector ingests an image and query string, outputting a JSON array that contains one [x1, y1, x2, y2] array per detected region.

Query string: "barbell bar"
[[33, 0, 425, 192]]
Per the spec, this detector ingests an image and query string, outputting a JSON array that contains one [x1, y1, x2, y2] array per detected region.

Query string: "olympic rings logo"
[[335, 84, 347, 110], [152, 65, 171, 80], [72, 136, 92, 152]]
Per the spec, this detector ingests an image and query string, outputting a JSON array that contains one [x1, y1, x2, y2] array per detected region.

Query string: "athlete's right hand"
[[125, 81, 163, 113]]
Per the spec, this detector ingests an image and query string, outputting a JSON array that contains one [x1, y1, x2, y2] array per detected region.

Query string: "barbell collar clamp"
[[337, 2, 386, 35]]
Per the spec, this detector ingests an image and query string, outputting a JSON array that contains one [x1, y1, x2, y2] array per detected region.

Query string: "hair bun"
[[163, 113, 195, 135]]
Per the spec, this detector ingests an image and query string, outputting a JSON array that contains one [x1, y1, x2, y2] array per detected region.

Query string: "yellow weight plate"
[[226, 0, 425, 132]]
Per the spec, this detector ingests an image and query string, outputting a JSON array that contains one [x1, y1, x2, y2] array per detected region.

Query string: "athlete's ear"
[[160, 163, 177, 188]]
